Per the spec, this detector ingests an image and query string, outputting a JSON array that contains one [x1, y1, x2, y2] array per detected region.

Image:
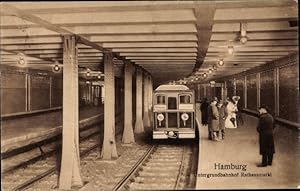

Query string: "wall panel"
[[279, 64, 299, 122], [226, 79, 235, 99], [236, 77, 245, 108], [30, 75, 50, 111], [246, 74, 257, 111], [260, 70, 275, 116], [51, 76, 63, 107], [0, 73, 26, 114]]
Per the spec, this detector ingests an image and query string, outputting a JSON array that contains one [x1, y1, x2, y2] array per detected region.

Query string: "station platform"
[[195, 103, 300, 189], [1, 106, 104, 153]]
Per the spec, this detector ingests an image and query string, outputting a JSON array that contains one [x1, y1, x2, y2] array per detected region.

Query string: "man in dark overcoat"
[[200, 98, 209, 126], [207, 97, 220, 141], [256, 105, 275, 167]]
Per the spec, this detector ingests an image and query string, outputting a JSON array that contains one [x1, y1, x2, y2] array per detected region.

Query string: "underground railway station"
[[0, 1, 299, 190]]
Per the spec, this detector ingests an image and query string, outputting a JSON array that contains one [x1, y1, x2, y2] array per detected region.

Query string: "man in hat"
[[256, 105, 275, 167], [207, 97, 220, 141]]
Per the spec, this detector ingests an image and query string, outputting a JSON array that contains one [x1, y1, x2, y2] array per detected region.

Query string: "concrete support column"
[[197, 84, 201, 102], [101, 51, 118, 159], [143, 72, 151, 128], [59, 35, 82, 190], [134, 68, 144, 133], [148, 75, 153, 125], [122, 61, 135, 143]]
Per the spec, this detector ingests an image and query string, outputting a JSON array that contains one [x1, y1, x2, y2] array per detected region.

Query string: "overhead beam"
[[207, 46, 298, 52], [3, 2, 196, 14], [135, 61, 195, 65], [206, 52, 290, 56], [214, 6, 298, 22], [211, 31, 298, 41], [193, 1, 216, 70], [0, 49, 59, 63], [90, 34, 197, 43], [0, 3, 116, 57], [127, 56, 196, 60], [103, 42, 197, 48], [212, 21, 298, 32], [120, 52, 197, 57], [64, 24, 197, 35], [0, 36, 63, 45], [209, 40, 298, 47], [113, 47, 197, 53], [22, 9, 196, 25]]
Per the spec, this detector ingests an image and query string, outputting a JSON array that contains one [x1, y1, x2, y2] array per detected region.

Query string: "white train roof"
[[155, 85, 190, 91]]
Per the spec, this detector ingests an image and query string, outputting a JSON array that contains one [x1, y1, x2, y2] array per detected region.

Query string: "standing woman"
[[207, 97, 220, 141], [225, 97, 238, 129], [218, 101, 228, 140]]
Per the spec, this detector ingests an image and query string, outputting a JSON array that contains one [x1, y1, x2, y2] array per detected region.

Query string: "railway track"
[[2, 113, 123, 191], [113, 141, 197, 191]]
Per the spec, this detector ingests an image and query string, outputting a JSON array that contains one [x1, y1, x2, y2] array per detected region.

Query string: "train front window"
[[156, 95, 165, 104], [180, 95, 191, 104], [168, 97, 177, 109]]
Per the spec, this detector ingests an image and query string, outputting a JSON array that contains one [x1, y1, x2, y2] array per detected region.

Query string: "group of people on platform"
[[200, 96, 241, 141], [200, 97, 276, 167]]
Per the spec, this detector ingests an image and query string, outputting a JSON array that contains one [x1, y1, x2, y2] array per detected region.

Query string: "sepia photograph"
[[0, 1, 299, 190]]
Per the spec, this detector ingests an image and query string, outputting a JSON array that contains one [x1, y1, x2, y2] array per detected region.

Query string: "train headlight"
[[181, 113, 189, 127], [157, 113, 164, 127], [168, 131, 174, 136], [157, 113, 164, 121], [181, 113, 189, 121]]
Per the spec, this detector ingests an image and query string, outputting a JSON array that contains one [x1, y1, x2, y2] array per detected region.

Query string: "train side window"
[[180, 95, 191, 104], [168, 97, 177, 109], [156, 95, 165, 104]]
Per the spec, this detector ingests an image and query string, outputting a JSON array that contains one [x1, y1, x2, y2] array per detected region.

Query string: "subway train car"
[[152, 84, 196, 139]]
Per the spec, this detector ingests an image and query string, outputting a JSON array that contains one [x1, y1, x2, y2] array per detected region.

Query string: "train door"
[[167, 96, 177, 128]]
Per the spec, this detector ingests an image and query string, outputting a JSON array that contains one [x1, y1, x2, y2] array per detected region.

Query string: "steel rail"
[[6, 113, 123, 191], [112, 145, 157, 191], [174, 146, 186, 189]]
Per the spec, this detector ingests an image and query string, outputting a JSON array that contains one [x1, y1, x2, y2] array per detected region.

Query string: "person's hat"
[[259, 104, 269, 112], [232, 96, 240, 102]]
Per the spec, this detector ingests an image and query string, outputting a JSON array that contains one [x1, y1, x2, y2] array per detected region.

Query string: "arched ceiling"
[[0, 1, 298, 86]]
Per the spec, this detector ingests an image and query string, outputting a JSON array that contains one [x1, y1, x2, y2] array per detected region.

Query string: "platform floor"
[[1, 106, 103, 152], [195, 103, 300, 189]]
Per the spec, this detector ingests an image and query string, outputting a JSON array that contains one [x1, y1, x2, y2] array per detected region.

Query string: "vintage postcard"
[[1, 1, 299, 190]]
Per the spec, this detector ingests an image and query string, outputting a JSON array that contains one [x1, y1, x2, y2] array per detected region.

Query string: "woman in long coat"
[[257, 105, 275, 167], [207, 99, 219, 141], [218, 102, 227, 139]]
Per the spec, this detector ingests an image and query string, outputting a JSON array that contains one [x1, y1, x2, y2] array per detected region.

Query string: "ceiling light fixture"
[[240, 23, 248, 44], [213, 65, 217, 71], [218, 59, 224, 66], [17, 53, 27, 66], [208, 68, 213, 74], [203, 73, 208, 78], [228, 46, 234, 55], [86, 68, 91, 77]]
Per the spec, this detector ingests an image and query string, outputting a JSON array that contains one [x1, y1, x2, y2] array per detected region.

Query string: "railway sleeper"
[[133, 176, 177, 184], [144, 161, 181, 167], [137, 171, 179, 177], [141, 166, 180, 172], [147, 158, 181, 163], [128, 182, 174, 190], [150, 155, 183, 159]]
